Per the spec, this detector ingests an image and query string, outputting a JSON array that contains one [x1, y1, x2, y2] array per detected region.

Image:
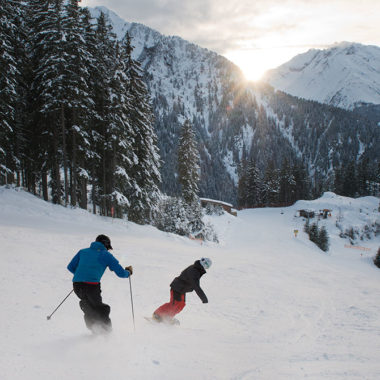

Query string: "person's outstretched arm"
[[101, 252, 130, 278], [189, 271, 208, 303]]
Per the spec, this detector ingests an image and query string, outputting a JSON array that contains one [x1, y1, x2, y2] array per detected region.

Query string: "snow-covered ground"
[[0, 187, 379, 380]]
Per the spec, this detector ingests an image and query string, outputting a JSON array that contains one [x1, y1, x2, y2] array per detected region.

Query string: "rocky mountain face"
[[263, 42, 380, 111], [90, 7, 380, 203]]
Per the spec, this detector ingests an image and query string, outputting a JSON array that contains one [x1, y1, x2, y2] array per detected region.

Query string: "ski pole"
[[128, 277, 136, 331], [46, 289, 74, 320]]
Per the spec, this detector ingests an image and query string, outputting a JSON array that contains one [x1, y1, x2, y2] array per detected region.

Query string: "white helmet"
[[200, 257, 212, 270]]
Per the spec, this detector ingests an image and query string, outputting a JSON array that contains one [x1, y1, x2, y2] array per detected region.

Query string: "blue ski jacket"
[[67, 241, 130, 283]]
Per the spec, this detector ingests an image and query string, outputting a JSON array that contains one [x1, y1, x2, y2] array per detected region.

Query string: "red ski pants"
[[154, 290, 186, 318]]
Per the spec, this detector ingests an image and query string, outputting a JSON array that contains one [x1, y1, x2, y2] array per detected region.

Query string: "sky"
[[81, 0, 380, 81]]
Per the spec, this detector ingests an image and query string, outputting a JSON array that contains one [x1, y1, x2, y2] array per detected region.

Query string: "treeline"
[[238, 157, 380, 209], [0, 1, 160, 223], [334, 158, 380, 198], [237, 158, 310, 208]]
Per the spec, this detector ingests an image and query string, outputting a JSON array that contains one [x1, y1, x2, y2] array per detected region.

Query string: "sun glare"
[[225, 50, 272, 81], [225, 46, 309, 82]]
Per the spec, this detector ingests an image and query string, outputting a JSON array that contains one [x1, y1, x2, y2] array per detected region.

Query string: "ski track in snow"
[[0, 187, 380, 379]]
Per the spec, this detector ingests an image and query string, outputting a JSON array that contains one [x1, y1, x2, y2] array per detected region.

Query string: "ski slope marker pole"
[[46, 289, 74, 320], [129, 277, 136, 331]]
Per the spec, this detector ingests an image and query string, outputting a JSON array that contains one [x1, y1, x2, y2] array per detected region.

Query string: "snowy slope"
[[1, 186, 380, 379], [263, 42, 380, 110]]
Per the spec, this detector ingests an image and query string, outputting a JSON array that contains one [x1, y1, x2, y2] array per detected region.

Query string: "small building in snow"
[[200, 198, 237, 216]]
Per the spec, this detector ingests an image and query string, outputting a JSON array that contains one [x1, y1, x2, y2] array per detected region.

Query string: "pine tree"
[[178, 119, 200, 205], [106, 40, 136, 217], [334, 165, 345, 196], [246, 159, 262, 207], [23, 0, 51, 198], [123, 32, 161, 224], [0, 0, 21, 184], [62, 0, 94, 208], [237, 159, 248, 209], [91, 12, 117, 215], [309, 222, 319, 245], [79, 6, 99, 211], [374, 247, 380, 269], [318, 226, 329, 252], [262, 160, 279, 206], [155, 196, 189, 236], [304, 219, 310, 234], [30, 0, 66, 204], [357, 157, 369, 196], [376, 162, 380, 198], [11, 0, 29, 188], [293, 161, 310, 201], [342, 160, 357, 197], [279, 158, 296, 204]]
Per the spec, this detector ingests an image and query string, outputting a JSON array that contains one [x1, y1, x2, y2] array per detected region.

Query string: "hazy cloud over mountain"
[[83, 0, 380, 52], [82, 0, 380, 79]]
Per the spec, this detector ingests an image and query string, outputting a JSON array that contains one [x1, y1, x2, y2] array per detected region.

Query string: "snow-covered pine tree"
[[177, 118, 204, 235], [11, 1, 29, 188], [178, 119, 200, 205], [367, 160, 380, 197], [78, 6, 99, 211], [123, 32, 161, 224], [279, 158, 296, 205], [237, 160, 248, 209], [0, 0, 21, 184], [106, 40, 137, 218], [308, 222, 319, 245], [342, 160, 357, 197], [317, 226, 329, 252], [357, 157, 369, 197], [293, 162, 310, 201], [91, 12, 117, 215], [29, 0, 67, 204], [262, 160, 279, 206], [334, 165, 345, 196], [374, 247, 380, 269], [246, 159, 262, 207], [154, 196, 189, 236], [62, 0, 94, 208]]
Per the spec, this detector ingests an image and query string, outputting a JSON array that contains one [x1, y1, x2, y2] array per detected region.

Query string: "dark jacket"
[[170, 260, 208, 303]]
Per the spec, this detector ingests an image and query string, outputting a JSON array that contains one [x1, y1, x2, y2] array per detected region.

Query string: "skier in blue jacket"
[[67, 234, 132, 333]]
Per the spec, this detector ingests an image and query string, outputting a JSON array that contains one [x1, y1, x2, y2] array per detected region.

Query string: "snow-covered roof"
[[200, 198, 233, 208]]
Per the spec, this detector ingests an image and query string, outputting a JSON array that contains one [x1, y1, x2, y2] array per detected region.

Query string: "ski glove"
[[125, 265, 133, 275]]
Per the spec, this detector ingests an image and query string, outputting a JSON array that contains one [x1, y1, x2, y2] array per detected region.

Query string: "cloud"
[[82, 0, 380, 65]]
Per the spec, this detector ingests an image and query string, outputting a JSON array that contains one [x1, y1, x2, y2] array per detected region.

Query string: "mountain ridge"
[[263, 42, 380, 110]]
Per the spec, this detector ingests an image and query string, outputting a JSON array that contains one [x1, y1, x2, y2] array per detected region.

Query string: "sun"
[[224, 50, 272, 81], [225, 46, 309, 82]]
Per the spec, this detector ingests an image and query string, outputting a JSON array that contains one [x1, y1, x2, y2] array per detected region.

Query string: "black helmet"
[[96, 234, 113, 250]]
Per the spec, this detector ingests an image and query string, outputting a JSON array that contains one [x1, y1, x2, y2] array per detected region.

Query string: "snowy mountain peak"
[[263, 42, 380, 110], [91, 6, 132, 39]]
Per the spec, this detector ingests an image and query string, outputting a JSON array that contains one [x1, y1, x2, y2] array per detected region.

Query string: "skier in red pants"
[[153, 257, 212, 324]]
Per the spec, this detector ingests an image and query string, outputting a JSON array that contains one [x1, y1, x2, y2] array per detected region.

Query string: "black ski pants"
[[73, 282, 111, 330]]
